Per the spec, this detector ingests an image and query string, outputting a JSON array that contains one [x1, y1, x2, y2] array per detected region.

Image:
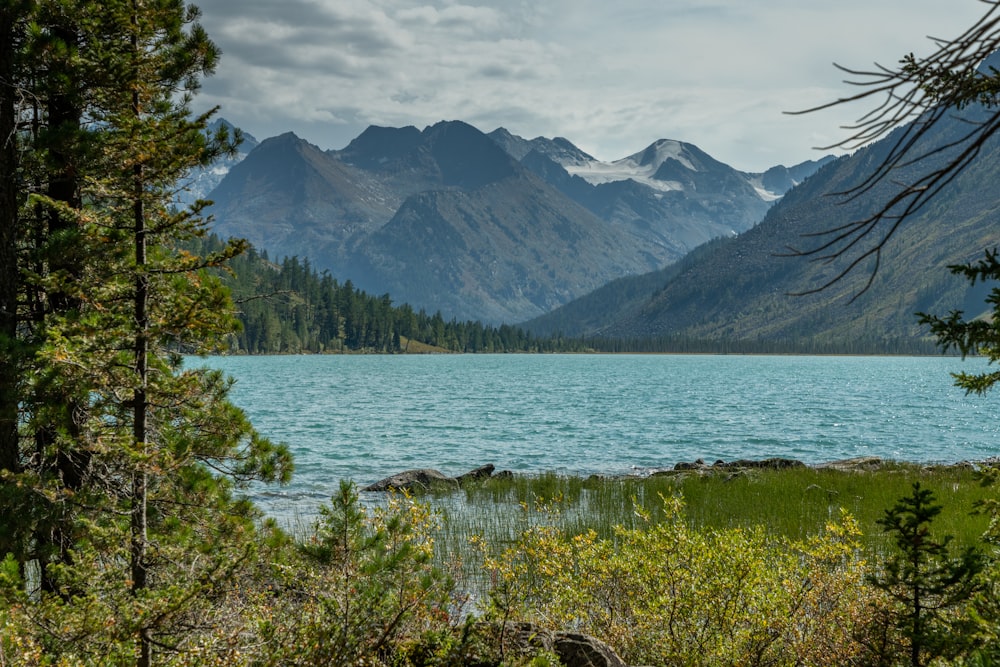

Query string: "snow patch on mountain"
[[747, 174, 784, 202], [564, 160, 683, 192], [635, 139, 698, 171], [561, 139, 698, 193]]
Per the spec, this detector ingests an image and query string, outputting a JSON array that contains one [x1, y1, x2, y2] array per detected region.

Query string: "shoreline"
[[360, 455, 1000, 494]]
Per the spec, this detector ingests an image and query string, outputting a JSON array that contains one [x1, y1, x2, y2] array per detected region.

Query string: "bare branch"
[[232, 289, 294, 306], [783, 0, 1000, 295]]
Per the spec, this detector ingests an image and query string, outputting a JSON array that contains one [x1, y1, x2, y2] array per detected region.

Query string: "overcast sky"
[[192, 0, 990, 172]]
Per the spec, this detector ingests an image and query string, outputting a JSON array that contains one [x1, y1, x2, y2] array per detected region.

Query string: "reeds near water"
[[422, 463, 993, 590]]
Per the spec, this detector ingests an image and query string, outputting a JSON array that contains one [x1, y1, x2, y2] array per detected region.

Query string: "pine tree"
[[0, 1, 30, 562], [15, 0, 100, 593], [870, 483, 984, 666], [1, 1, 293, 663]]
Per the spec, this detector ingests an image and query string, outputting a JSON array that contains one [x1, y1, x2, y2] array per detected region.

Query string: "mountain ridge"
[[205, 120, 826, 323], [522, 104, 1000, 347]]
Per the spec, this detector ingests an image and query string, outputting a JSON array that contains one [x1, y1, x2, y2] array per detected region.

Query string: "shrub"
[[252, 481, 458, 665], [869, 482, 985, 666], [478, 494, 887, 666]]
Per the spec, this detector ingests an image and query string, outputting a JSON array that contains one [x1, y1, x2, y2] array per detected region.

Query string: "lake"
[[192, 354, 1000, 519]]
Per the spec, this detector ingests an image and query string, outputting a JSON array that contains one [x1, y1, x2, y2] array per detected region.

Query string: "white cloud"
[[194, 0, 992, 170]]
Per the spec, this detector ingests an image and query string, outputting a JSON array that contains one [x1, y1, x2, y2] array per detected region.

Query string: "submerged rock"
[[362, 468, 456, 492], [673, 458, 709, 471], [721, 457, 806, 470], [455, 463, 495, 484], [363, 464, 499, 492]]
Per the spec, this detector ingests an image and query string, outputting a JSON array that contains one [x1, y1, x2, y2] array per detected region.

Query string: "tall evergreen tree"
[[0, 1, 293, 662], [17, 0, 97, 593], [0, 1, 30, 562]]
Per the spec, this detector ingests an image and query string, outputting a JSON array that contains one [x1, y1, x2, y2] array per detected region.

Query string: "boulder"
[[554, 632, 627, 667], [503, 622, 556, 658], [498, 623, 628, 667], [361, 468, 456, 492], [363, 464, 499, 492]]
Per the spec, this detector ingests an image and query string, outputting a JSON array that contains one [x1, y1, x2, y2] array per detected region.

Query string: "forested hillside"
[[525, 101, 1000, 351], [192, 235, 586, 354]]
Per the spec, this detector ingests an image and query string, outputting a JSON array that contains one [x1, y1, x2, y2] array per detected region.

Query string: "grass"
[[422, 462, 996, 590], [664, 464, 990, 552]]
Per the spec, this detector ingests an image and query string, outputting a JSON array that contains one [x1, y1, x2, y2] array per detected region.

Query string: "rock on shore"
[[363, 463, 502, 492]]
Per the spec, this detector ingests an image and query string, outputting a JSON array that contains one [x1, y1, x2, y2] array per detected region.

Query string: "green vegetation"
[[478, 497, 877, 666], [5, 465, 1000, 666], [427, 464, 993, 566], [190, 234, 590, 354], [5, 1, 1000, 666], [456, 467, 1000, 666]]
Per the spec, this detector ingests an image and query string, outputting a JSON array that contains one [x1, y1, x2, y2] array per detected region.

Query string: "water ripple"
[[191, 354, 999, 520]]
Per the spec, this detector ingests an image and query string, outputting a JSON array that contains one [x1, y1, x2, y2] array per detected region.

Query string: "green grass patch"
[[664, 464, 991, 552], [426, 462, 995, 583]]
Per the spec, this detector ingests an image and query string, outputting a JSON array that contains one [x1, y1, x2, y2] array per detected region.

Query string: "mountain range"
[[177, 119, 259, 209], [201, 99, 1000, 350], [204, 120, 830, 323]]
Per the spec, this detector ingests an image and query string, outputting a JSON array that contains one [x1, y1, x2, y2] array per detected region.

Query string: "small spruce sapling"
[[870, 482, 984, 667]]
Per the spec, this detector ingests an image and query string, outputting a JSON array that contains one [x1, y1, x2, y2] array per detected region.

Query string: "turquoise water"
[[194, 354, 1000, 518]]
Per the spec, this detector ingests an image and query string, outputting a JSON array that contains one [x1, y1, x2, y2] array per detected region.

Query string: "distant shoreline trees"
[[194, 235, 587, 354], [195, 233, 942, 357]]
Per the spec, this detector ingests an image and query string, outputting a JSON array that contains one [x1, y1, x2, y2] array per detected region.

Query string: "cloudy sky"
[[192, 0, 989, 172]]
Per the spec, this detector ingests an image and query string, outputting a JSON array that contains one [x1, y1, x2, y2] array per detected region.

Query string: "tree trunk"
[[35, 17, 88, 596], [0, 5, 24, 564], [129, 5, 151, 664], [0, 6, 21, 475]]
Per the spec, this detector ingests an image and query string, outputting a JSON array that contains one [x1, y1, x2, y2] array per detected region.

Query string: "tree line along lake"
[[193, 353, 1000, 520]]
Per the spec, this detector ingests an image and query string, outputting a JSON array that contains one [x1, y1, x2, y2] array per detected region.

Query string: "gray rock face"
[[361, 468, 456, 492], [362, 464, 499, 492], [553, 632, 628, 667]]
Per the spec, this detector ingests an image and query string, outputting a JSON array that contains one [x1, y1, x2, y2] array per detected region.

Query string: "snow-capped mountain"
[[565, 139, 699, 191], [489, 130, 832, 257], [515, 134, 828, 199], [175, 119, 259, 209]]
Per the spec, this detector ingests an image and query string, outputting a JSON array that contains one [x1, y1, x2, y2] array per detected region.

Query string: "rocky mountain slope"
[[206, 120, 825, 323], [525, 105, 1000, 348], [176, 118, 258, 209]]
